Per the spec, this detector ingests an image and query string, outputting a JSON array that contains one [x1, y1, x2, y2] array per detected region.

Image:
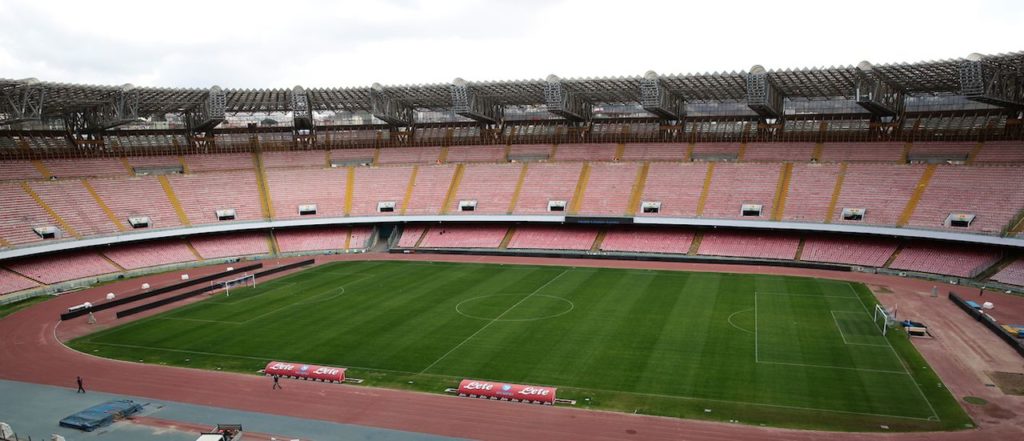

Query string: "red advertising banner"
[[264, 361, 346, 383], [457, 379, 556, 404]]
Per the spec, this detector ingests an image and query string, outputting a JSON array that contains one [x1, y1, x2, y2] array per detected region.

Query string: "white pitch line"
[[418, 268, 571, 374]]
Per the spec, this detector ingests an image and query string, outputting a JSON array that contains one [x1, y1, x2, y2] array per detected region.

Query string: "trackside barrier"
[[60, 263, 263, 320], [264, 361, 346, 383], [949, 292, 1024, 358], [457, 379, 557, 405], [252, 259, 314, 278]]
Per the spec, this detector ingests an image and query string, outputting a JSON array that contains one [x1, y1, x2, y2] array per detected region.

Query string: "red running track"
[[2, 253, 1024, 441]]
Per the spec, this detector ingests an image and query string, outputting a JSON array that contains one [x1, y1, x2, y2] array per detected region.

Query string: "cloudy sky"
[[1, 0, 1021, 89]]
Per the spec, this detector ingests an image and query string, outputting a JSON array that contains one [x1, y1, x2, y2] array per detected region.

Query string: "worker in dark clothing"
[[272, 374, 282, 390], [76, 376, 85, 393]]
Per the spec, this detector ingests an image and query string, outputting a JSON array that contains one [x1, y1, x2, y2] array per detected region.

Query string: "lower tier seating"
[[397, 225, 427, 248], [0, 268, 39, 295], [101, 239, 197, 270], [189, 232, 270, 259], [991, 259, 1024, 287], [508, 225, 598, 250], [419, 225, 509, 248], [5, 250, 119, 284], [698, 231, 801, 260], [600, 228, 694, 254], [799, 236, 898, 267], [889, 243, 1002, 278]]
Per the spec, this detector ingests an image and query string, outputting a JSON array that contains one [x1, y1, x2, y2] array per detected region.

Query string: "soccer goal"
[[215, 274, 256, 296], [872, 304, 896, 336]]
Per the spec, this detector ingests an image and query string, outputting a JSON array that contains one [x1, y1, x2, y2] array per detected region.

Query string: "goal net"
[[214, 274, 256, 296], [872, 304, 896, 336]]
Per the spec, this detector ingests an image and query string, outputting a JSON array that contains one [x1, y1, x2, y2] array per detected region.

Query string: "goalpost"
[[872, 304, 896, 336], [214, 274, 256, 296]]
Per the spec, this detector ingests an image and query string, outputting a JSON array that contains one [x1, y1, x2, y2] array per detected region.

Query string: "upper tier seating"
[[508, 144, 553, 158], [126, 155, 182, 169], [101, 239, 197, 270], [265, 168, 348, 219], [702, 163, 782, 219], [800, 235, 898, 267], [167, 171, 264, 224], [28, 180, 119, 237], [743, 143, 816, 162], [446, 145, 506, 163], [618, 143, 685, 161], [419, 225, 509, 248], [448, 163, 521, 214], [6, 250, 118, 284], [377, 147, 442, 165], [405, 165, 457, 215], [973, 141, 1024, 163], [183, 153, 254, 172], [600, 228, 694, 254], [349, 166, 414, 216], [577, 162, 640, 216], [781, 163, 841, 223], [635, 162, 706, 217], [42, 158, 127, 178], [262, 150, 326, 169], [508, 225, 598, 250], [0, 268, 39, 295], [328, 148, 377, 163], [692, 143, 741, 159], [0, 160, 43, 180], [189, 232, 269, 259], [88, 176, 183, 230], [698, 231, 800, 260], [512, 162, 584, 214], [0, 182, 64, 246], [819, 142, 904, 162], [991, 259, 1024, 287], [909, 142, 974, 158], [275, 227, 350, 252], [555, 143, 616, 161], [832, 164, 923, 226], [397, 225, 427, 248], [889, 243, 1001, 278], [907, 165, 1024, 234]]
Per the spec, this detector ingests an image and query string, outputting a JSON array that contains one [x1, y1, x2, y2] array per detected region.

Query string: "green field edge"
[[65, 261, 975, 433]]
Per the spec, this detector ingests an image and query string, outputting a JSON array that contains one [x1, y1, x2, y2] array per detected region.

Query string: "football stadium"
[[2, 3, 1024, 440]]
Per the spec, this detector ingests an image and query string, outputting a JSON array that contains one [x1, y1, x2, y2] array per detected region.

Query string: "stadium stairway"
[[897, 164, 937, 226], [695, 163, 715, 216], [21, 182, 79, 238], [399, 166, 419, 215], [824, 163, 847, 222], [626, 162, 649, 216], [498, 226, 516, 249], [252, 152, 274, 219], [567, 162, 591, 215], [883, 243, 905, 268], [687, 231, 704, 256], [506, 163, 529, 214], [771, 163, 794, 221], [158, 175, 192, 225]]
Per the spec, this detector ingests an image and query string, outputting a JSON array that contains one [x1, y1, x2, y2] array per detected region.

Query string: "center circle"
[[455, 294, 575, 322]]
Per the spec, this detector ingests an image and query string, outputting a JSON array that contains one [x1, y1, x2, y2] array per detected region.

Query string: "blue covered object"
[[965, 300, 981, 309], [59, 399, 143, 431]]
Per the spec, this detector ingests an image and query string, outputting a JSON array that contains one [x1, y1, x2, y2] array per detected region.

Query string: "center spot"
[[456, 294, 574, 322]]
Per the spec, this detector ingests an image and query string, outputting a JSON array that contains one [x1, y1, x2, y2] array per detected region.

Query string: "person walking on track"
[[272, 374, 282, 390], [76, 376, 85, 393]]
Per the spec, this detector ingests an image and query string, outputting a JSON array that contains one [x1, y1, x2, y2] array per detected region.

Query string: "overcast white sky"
[[0, 0, 1021, 89]]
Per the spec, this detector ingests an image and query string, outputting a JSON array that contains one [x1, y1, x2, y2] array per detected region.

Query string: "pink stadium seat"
[[831, 164, 924, 226], [167, 171, 264, 224], [781, 163, 841, 223], [0, 160, 44, 180], [448, 163, 521, 214], [419, 225, 508, 248], [102, 239, 196, 270], [800, 235, 898, 267], [701, 163, 781, 219], [377, 146, 442, 165], [404, 165, 457, 215], [329, 148, 377, 162], [508, 225, 598, 250], [819, 142, 904, 162], [28, 180, 119, 237], [446, 145, 506, 163], [265, 168, 348, 219], [889, 243, 1001, 278], [349, 166, 414, 216], [698, 231, 800, 260], [618, 143, 685, 161], [743, 143, 816, 162], [182, 153, 254, 172], [0, 268, 39, 295], [262, 150, 326, 169], [42, 158, 128, 178], [189, 232, 269, 259], [349, 226, 373, 249], [692, 143, 741, 158], [88, 176, 183, 230], [600, 228, 694, 254], [0, 182, 63, 245], [126, 155, 181, 168], [397, 225, 427, 247], [907, 165, 1024, 234], [973, 141, 1024, 163], [555, 143, 616, 161], [577, 162, 639, 216], [512, 162, 583, 214], [991, 259, 1024, 287], [909, 142, 974, 158], [636, 162, 705, 217], [275, 227, 350, 252], [508, 144, 553, 158], [6, 250, 118, 284]]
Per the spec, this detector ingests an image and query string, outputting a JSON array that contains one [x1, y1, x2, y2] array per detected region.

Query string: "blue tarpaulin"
[[59, 399, 143, 431]]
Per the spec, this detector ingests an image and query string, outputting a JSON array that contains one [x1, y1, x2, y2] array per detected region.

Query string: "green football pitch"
[[70, 260, 971, 431]]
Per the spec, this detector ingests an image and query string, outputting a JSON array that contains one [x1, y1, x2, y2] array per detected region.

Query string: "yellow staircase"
[[440, 164, 466, 214], [21, 182, 79, 238], [0, 236, 11, 248], [824, 163, 848, 223], [31, 160, 52, 179], [507, 163, 529, 214], [771, 163, 794, 221], [344, 166, 356, 216], [883, 244, 905, 268], [737, 142, 747, 161], [626, 162, 650, 216], [900, 142, 913, 163], [897, 164, 937, 226], [99, 253, 126, 271], [811, 143, 824, 162], [158, 175, 191, 226], [794, 238, 806, 261], [252, 153, 274, 219], [567, 162, 592, 215], [614, 143, 626, 161], [119, 157, 135, 176], [372, 148, 381, 166], [412, 226, 430, 248], [82, 179, 127, 232], [687, 231, 704, 256], [185, 240, 205, 261], [967, 142, 983, 165], [344, 226, 353, 250], [590, 230, 607, 252], [177, 156, 191, 174], [267, 231, 280, 255], [438, 146, 450, 164], [684, 143, 695, 161], [550, 144, 559, 160], [399, 166, 419, 215], [498, 226, 516, 249], [695, 163, 716, 216]]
